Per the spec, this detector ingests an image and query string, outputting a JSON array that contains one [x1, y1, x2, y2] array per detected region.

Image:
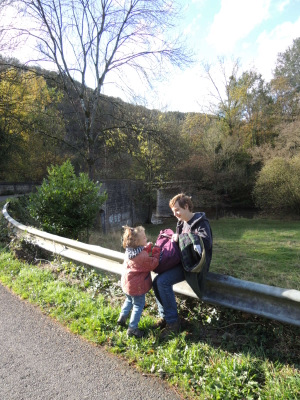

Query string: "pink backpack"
[[153, 229, 181, 274]]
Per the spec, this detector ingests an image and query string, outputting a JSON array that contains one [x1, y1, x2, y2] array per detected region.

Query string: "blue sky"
[[139, 0, 300, 113]]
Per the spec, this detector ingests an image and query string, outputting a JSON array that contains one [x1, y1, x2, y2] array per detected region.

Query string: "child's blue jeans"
[[120, 293, 146, 329]]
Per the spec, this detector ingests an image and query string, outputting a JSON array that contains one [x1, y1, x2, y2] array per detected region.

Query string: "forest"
[[0, 9, 299, 216]]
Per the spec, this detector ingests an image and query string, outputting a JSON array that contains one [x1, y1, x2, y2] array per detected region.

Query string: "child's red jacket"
[[121, 248, 160, 296]]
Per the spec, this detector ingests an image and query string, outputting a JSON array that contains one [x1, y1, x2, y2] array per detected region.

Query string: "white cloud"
[[254, 16, 300, 80], [149, 59, 233, 113], [277, 0, 290, 12], [206, 0, 271, 53]]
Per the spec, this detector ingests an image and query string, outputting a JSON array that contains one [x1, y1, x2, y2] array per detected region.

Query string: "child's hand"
[[152, 245, 161, 257], [144, 242, 153, 253]]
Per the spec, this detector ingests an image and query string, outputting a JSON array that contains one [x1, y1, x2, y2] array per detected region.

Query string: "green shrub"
[[253, 156, 300, 214], [28, 160, 107, 239]]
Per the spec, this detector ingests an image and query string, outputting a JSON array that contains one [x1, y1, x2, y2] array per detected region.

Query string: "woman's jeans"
[[120, 293, 145, 329], [152, 264, 185, 324]]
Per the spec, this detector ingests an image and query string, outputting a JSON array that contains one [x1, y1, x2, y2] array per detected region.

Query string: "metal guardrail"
[[2, 203, 300, 327]]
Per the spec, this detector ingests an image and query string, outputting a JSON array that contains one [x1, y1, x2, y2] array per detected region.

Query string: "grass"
[[1, 208, 300, 399], [211, 218, 300, 290]]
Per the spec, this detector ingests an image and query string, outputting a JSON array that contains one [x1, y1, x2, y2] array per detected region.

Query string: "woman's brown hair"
[[169, 193, 193, 211]]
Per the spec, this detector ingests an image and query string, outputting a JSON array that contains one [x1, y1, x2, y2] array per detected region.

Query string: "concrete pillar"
[[155, 187, 179, 217]]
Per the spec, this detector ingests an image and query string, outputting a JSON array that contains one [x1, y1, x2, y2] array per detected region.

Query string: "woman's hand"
[[172, 233, 179, 242]]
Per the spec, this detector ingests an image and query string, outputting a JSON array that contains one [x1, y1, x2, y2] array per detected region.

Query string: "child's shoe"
[[117, 314, 128, 327], [127, 327, 144, 338]]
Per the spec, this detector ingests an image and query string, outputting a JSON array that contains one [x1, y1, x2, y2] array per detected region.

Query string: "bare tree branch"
[[19, 0, 191, 95], [8, 0, 191, 179]]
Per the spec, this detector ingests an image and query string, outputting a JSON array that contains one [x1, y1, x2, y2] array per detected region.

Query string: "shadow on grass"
[[176, 294, 300, 367]]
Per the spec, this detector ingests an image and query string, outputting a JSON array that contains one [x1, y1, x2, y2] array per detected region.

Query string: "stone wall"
[[97, 179, 149, 232], [1, 181, 215, 230], [0, 182, 40, 196]]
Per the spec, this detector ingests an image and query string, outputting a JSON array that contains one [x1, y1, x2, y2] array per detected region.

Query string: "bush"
[[28, 160, 107, 239], [253, 156, 300, 214]]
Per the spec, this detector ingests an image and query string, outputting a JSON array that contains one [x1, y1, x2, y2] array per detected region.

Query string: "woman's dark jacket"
[[177, 212, 213, 298]]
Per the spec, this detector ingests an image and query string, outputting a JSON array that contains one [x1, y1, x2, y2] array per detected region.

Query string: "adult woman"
[[152, 193, 213, 338]]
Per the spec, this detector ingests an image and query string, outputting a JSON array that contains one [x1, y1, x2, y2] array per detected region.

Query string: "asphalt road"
[[0, 283, 182, 400]]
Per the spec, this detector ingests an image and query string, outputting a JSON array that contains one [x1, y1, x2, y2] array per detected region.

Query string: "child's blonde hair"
[[122, 226, 145, 249]]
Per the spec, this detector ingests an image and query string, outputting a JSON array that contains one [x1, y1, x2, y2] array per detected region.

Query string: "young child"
[[117, 226, 160, 338]]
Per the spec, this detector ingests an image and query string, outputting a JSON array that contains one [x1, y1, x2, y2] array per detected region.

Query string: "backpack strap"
[[160, 233, 172, 239]]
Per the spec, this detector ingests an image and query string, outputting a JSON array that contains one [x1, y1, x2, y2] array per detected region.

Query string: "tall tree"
[[271, 37, 300, 122], [203, 57, 243, 137], [237, 70, 277, 147], [203, 58, 277, 147], [14, 0, 191, 179], [0, 66, 65, 181]]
